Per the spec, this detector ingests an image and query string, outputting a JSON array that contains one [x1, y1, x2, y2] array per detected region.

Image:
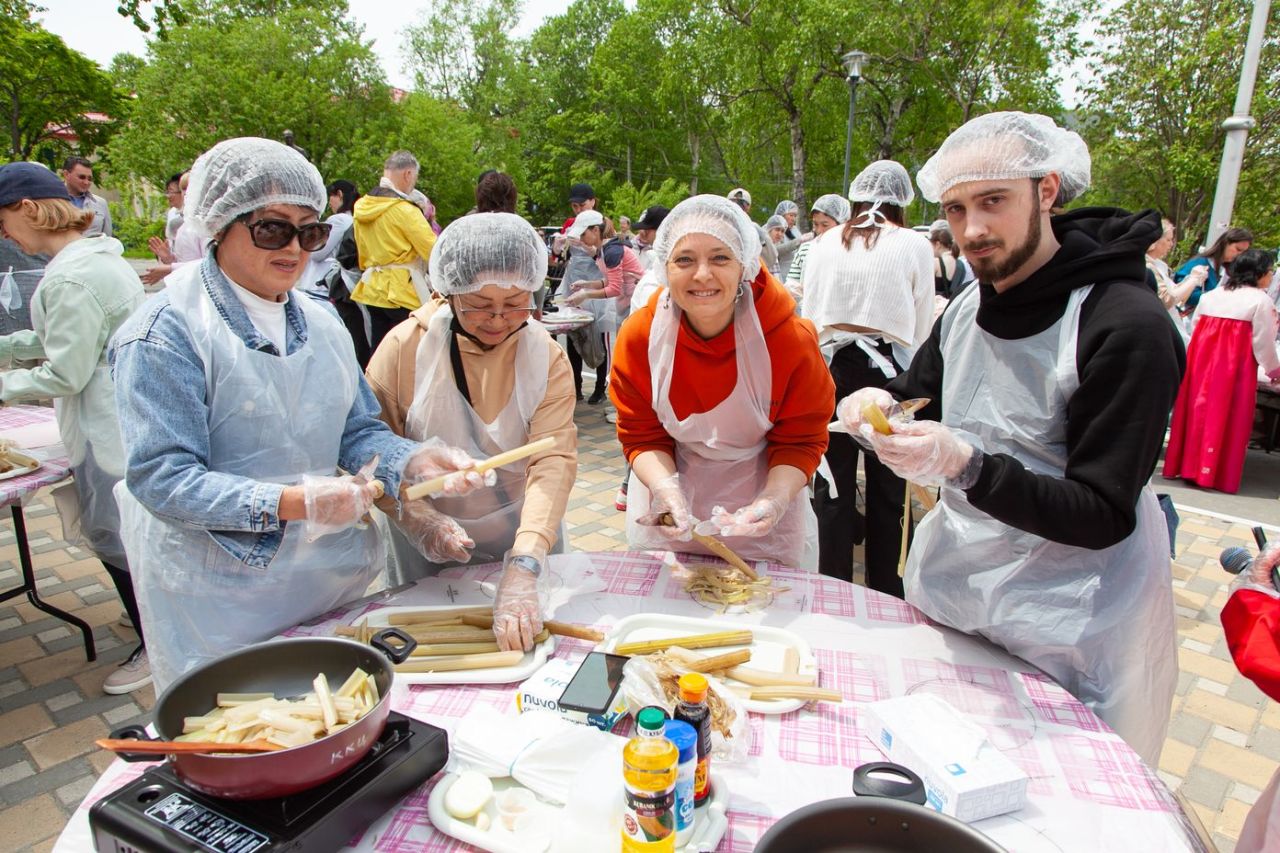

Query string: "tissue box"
[[515, 658, 628, 731], [863, 694, 1028, 822]]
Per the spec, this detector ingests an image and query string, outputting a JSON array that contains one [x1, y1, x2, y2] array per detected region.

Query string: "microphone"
[[1220, 527, 1280, 591]]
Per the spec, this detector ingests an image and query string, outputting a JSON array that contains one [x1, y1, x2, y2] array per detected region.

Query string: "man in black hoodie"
[[840, 112, 1185, 766]]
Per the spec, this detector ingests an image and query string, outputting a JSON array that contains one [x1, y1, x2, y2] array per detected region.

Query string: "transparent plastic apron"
[[393, 306, 563, 580], [116, 266, 383, 692], [905, 284, 1175, 765], [625, 288, 817, 570]]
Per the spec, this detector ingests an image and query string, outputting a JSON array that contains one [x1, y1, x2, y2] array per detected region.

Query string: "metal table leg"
[[0, 504, 96, 661]]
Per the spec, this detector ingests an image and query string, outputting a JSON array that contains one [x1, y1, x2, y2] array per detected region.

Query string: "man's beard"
[[965, 204, 1042, 283]]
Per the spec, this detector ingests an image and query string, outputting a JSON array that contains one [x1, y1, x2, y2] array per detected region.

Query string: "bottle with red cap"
[[673, 672, 712, 805]]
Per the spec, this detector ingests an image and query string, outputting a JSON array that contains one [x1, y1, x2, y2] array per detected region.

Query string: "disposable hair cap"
[[917, 111, 1091, 203], [811, 194, 852, 224], [652, 194, 762, 286], [429, 212, 549, 295], [848, 160, 915, 207], [184, 137, 326, 239], [764, 215, 787, 231], [773, 200, 799, 216]]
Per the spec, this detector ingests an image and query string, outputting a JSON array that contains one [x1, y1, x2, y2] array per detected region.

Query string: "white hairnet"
[[928, 219, 950, 238], [773, 200, 799, 216], [916, 111, 1091, 203], [764, 215, 787, 231], [428, 212, 548, 296], [811, 193, 851, 224], [652, 194, 762, 286], [184, 137, 326, 239], [848, 160, 915, 207]]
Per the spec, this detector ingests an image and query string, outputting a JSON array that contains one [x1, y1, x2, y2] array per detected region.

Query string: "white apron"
[[390, 306, 564, 581], [116, 265, 383, 693], [905, 283, 1176, 765], [625, 288, 817, 570]]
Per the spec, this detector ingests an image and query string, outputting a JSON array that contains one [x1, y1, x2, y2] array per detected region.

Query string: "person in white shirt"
[[800, 160, 933, 595]]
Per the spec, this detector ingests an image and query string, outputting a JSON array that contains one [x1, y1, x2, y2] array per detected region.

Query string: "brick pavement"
[[0, 399, 1275, 851]]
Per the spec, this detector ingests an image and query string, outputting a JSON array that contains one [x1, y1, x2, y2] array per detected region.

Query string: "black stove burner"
[[89, 712, 449, 853]]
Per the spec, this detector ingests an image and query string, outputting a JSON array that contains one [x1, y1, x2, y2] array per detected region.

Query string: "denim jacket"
[[110, 251, 417, 568]]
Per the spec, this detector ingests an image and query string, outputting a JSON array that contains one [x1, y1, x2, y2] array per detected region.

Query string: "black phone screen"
[[557, 651, 629, 713]]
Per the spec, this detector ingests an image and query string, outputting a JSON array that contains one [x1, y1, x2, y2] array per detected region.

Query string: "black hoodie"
[[888, 207, 1187, 550]]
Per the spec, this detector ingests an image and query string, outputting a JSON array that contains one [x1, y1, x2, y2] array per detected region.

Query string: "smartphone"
[[557, 651, 629, 714]]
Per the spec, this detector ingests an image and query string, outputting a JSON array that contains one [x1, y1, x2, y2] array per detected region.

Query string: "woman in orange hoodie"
[[610, 195, 833, 569]]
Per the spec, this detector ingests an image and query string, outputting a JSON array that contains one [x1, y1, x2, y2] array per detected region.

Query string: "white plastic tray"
[[601, 613, 821, 715], [0, 449, 40, 482], [350, 605, 554, 686], [427, 771, 729, 853]]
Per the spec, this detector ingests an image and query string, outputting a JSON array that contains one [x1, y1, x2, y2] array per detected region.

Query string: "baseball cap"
[[0, 162, 73, 207], [566, 209, 604, 238], [727, 187, 752, 206], [568, 182, 596, 203], [633, 205, 670, 231]]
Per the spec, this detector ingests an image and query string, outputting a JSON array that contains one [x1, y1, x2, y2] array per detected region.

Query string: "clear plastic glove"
[[860, 419, 977, 487], [302, 474, 380, 542], [399, 500, 474, 564], [564, 288, 592, 307], [696, 497, 787, 538], [494, 551, 544, 651], [403, 437, 494, 497], [635, 473, 693, 541], [837, 386, 895, 434]]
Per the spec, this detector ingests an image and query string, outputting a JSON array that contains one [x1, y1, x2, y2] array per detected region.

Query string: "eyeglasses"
[[240, 217, 331, 252], [455, 305, 536, 322]]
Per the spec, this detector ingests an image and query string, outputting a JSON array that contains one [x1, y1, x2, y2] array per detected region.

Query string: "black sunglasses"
[[240, 217, 331, 252]]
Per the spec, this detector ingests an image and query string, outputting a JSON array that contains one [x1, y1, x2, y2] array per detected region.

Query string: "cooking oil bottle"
[[621, 706, 678, 852]]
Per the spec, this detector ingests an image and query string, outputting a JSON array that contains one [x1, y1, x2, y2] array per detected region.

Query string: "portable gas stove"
[[89, 713, 448, 852]]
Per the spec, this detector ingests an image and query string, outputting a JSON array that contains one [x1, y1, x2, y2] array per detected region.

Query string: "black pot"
[[754, 797, 1006, 852]]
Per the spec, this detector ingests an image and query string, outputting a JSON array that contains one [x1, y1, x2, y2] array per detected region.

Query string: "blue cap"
[[664, 719, 697, 761], [0, 162, 72, 207]]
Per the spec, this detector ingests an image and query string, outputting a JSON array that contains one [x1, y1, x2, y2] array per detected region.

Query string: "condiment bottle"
[[673, 672, 712, 805], [621, 706, 678, 852], [663, 719, 698, 846]]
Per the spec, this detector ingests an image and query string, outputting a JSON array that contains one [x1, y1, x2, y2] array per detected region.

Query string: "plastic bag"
[[620, 656, 749, 763]]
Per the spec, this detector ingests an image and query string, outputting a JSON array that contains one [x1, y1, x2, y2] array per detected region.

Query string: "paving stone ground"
[[0, 397, 1275, 852]]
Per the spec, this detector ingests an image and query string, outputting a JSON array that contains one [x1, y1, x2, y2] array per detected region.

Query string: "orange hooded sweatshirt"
[[609, 268, 833, 475]]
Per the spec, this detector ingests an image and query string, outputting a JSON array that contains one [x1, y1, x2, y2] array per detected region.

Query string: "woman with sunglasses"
[[365, 213, 577, 651], [110, 138, 489, 691]]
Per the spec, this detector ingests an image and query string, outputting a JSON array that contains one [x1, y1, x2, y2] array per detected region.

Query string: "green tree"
[[1081, 0, 1280, 254]]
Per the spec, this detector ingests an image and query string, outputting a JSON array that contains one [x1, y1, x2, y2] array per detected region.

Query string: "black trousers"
[[334, 300, 372, 368], [366, 306, 411, 356], [813, 341, 913, 598], [566, 336, 607, 398], [104, 561, 144, 646]]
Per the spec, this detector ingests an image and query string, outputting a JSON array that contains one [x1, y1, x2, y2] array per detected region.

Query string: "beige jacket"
[[366, 299, 578, 554]]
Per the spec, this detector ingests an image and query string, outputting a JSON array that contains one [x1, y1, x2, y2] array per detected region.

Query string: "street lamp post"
[[841, 50, 868, 197]]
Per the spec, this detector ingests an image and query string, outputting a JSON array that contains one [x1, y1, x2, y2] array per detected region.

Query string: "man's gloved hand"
[[403, 437, 494, 497], [302, 474, 381, 542], [399, 500, 474, 564], [493, 550, 545, 652], [695, 496, 787, 538], [861, 420, 979, 488], [837, 387, 895, 434], [635, 473, 693, 541]]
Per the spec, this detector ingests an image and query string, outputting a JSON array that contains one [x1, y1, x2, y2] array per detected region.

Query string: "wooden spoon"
[[96, 738, 284, 755]]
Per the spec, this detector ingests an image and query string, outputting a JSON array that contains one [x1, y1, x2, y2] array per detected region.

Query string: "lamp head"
[[842, 50, 868, 80]]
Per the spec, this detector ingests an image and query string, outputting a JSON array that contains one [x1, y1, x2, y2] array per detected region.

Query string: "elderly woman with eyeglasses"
[[110, 138, 490, 691], [365, 213, 577, 649]]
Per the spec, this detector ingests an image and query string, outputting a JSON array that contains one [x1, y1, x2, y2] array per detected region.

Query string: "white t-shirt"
[[226, 275, 289, 354]]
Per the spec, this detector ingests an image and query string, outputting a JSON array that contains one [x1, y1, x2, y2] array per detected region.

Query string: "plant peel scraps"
[[676, 562, 789, 613]]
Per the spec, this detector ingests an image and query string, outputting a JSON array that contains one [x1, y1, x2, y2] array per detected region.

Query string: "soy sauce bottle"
[[673, 672, 712, 805]]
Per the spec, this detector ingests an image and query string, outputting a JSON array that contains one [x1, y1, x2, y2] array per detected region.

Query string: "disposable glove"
[[399, 500, 474, 564], [860, 420, 979, 488], [302, 474, 381, 542], [403, 437, 494, 497], [695, 496, 787, 538], [836, 387, 895, 434], [493, 550, 545, 652], [635, 473, 693, 541]]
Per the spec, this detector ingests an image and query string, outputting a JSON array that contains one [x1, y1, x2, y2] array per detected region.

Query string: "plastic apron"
[[904, 283, 1176, 765], [115, 265, 383, 693], [391, 306, 565, 582], [625, 288, 818, 570]]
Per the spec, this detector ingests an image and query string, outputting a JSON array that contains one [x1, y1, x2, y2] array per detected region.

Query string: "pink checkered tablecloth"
[[0, 404, 70, 507], [54, 551, 1204, 852]]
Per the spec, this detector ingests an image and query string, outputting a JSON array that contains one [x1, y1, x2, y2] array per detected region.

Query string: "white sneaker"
[[103, 648, 151, 695]]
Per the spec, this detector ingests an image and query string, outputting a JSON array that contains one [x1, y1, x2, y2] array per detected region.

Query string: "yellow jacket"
[[351, 193, 437, 310]]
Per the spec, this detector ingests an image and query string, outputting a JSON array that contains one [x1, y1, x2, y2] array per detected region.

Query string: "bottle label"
[[693, 756, 710, 802], [621, 785, 676, 851], [674, 761, 695, 831]]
